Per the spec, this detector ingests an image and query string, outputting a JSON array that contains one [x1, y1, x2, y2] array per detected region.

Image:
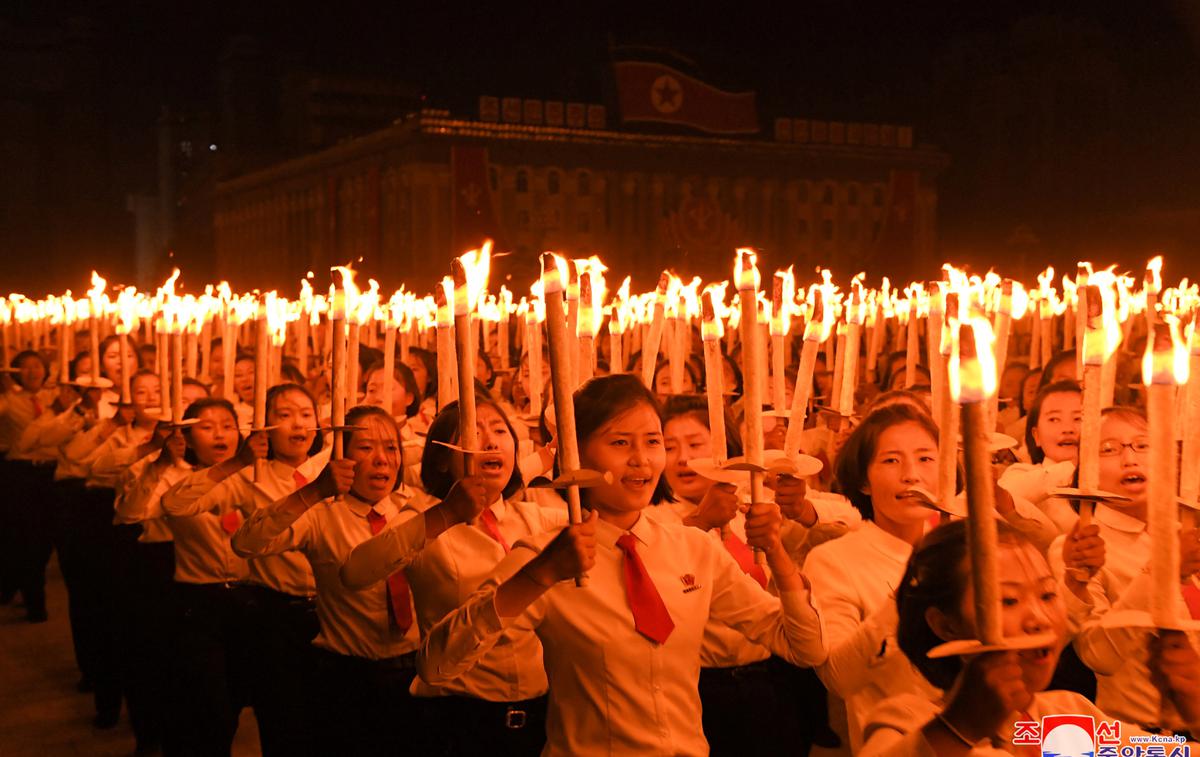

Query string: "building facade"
[[213, 105, 948, 289]]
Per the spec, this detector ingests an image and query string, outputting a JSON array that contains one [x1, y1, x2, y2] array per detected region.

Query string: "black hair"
[[182, 377, 210, 395], [1018, 368, 1043, 416], [896, 519, 1029, 690], [265, 383, 325, 459], [68, 350, 90, 381], [344, 404, 405, 492], [10, 349, 49, 390], [660, 394, 744, 458], [420, 398, 523, 501], [98, 334, 142, 380], [880, 350, 909, 390], [281, 361, 306, 386], [720, 353, 744, 398], [365, 360, 422, 418], [652, 358, 700, 394], [1024, 380, 1082, 464], [835, 403, 943, 520], [406, 347, 438, 400], [573, 374, 672, 505], [182, 397, 240, 467], [1038, 350, 1077, 390]]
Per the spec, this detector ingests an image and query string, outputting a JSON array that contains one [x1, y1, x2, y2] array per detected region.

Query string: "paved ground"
[[0, 558, 260, 756]]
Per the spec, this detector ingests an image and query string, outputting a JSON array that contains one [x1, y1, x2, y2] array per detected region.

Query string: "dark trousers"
[[50, 478, 90, 677], [313, 648, 430, 756], [8, 460, 57, 615], [239, 585, 320, 757], [423, 694, 548, 757], [114, 533, 175, 750], [164, 582, 255, 757], [0, 459, 21, 599], [57, 485, 122, 716], [700, 660, 783, 757]]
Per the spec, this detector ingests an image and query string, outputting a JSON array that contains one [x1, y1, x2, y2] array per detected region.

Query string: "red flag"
[[451, 146, 502, 252], [873, 169, 920, 261], [613, 61, 758, 135]]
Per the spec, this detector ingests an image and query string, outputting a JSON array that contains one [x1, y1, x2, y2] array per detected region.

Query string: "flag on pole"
[[613, 61, 758, 135]]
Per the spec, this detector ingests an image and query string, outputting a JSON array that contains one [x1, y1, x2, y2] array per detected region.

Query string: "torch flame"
[[734, 248, 760, 292], [1146, 255, 1163, 294], [948, 308, 998, 403], [1081, 272, 1123, 365], [1143, 315, 1189, 386], [770, 267, 795, 336], [541, 252, 569, 295]]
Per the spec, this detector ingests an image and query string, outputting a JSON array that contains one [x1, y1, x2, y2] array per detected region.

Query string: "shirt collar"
[[595, 509, 655, 550], [1095, 503, 1146, 534], [344, 484, 411, 519], [863, 520, 916, 563]]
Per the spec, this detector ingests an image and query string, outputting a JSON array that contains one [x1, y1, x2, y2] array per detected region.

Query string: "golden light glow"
[[1143, 316, 1189, 386], [948, 308, 998, 403], [1081, 272, 1123, 366], [1146, 255, 1163, 295], [734, 248, 760, 292], [770, 267, 795, 336], [701, 286, 724, 341]]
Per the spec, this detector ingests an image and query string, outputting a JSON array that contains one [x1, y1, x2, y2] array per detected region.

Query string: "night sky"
[[5, 0, 1200, 289]]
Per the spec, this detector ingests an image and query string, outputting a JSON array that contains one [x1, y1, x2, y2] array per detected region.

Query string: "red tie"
[[615, 533, 674, 645], [219, 510, 241, 535], [723, 532, 768, 588], [478, 508, 510, 552], [292, 470, 307, 489], [30, 396, 42, 417], [366, 508, 414, 632], [1182, 584, 1200, 619]]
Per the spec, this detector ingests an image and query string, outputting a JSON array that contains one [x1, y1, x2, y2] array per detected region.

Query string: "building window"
[[821, 219, 834, 240], [872, 185, 885, 206], [822, 184, 834, 205], [577, 171, 591, 196], [516, 170, 529, 193], [548, 170, 560, 195], [517, 210, 530, 229], [796, 218, 809, 237], [489, 167, 499, 192], [577, 212, 590, 233], [847, 185, 859, 205]]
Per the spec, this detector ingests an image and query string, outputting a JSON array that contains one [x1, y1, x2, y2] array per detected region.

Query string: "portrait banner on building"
[[451, 146, 503, 252], [872, 169, 920, 263], [613, 61, 758, 135]]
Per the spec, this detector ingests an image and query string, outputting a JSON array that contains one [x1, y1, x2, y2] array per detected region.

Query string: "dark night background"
[[4, 0, 1200, 293]]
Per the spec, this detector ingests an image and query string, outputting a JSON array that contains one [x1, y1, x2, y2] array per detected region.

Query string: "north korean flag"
[[613, 61, 758, 135]]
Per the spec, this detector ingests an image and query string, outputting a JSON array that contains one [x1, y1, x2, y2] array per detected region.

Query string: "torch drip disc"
[[1097, 609, 1200, 632], [926, 632, 1059, 659], [1050, 487, 1132, 504]]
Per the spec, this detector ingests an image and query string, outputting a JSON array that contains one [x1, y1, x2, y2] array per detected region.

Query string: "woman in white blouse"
[[182, 382, 328, 757], [419, 374, 826, 757], [997, 380, 1082, 533], [231, 403, 490, 755], [159, 397, 253, 756], [1053, 406, 1200, 733], [342, 397, 566, 755], [861, 519, 1200, 755], [805, 402, 946, 751]]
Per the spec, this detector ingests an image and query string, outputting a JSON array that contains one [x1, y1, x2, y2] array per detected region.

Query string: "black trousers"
[[50, 477, 90, 678], [699, 657, 829, 757], [422, 694, 548, 757], [313, 648, 430, 756], [58, 485, 122, 717], [114, 533, 175, 750], [7, 460, 57, 615], [0, 459, 21, 599], [239, 585, 320, 757], [164, 582, 255, 757]]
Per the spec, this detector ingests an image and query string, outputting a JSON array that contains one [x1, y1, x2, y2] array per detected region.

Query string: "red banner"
[[873, 169, 920, 261], [613, 61, 758, 135], [451, 146, 502, 252]]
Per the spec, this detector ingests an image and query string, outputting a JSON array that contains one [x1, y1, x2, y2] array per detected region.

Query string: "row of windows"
[[497, 169, 886, 208]]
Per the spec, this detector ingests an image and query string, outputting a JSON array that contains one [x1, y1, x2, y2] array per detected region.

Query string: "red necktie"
[[366, 508, 414, 632], [723, 532, 768, 588], [219, 511, 241, 535], [292, 470, 307, 489], [30, 396, 42, 417], [615, 533, 674, 645], [1182, 584, 1200, 619], [478, 508, 510, 552]]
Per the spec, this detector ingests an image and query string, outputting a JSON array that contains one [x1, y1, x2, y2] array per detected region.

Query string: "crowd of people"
[[1, 322, 1199, 756]]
